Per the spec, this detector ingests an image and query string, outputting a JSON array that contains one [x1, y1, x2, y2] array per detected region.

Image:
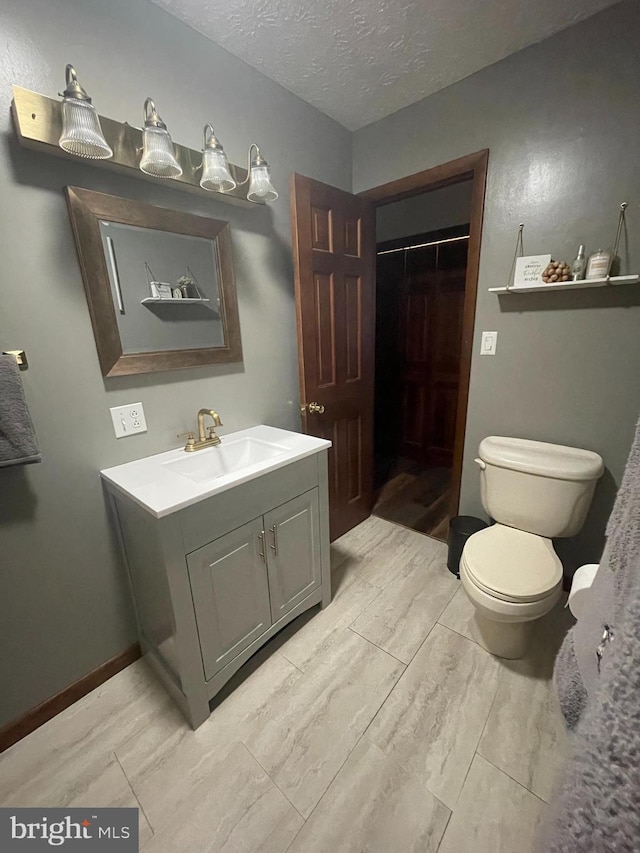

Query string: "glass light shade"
[[59, 98, 113, 159], [247, 163, 278, 203], [200, 147, 236, 192], [140, 126, 182, 179]]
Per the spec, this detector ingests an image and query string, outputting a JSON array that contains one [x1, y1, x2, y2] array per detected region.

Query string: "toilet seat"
[[461, 525, 562, 603]]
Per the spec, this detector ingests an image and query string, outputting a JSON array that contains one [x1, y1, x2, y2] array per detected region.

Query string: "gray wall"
[[356, 0, 640, 571], [0, 0, 351, 726], [376, 180, 473, 243]]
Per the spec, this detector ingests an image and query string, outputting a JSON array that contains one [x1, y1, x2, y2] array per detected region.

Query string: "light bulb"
[[200, 124, 236, 192], [58, 65, 112, 160], [139, 98, 182, 179], [247, 148, 278, 203]]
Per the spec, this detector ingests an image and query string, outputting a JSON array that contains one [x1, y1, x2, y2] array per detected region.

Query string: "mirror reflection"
[[99, 221, 224, 355]]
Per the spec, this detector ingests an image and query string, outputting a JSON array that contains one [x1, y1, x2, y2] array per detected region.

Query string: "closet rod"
[[377, 234, 469, 256]]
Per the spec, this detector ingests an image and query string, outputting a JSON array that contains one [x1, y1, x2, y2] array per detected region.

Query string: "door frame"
[[359, 149, 489, 517]]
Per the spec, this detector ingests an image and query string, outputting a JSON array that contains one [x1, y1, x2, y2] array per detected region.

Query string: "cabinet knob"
[[301, 402, 325, 415]]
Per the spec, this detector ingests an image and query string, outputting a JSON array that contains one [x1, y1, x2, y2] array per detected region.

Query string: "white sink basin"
[[164, 436, 288, 484], [100, 425, 331, 518]]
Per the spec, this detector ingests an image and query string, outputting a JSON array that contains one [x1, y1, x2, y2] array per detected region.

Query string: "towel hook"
[[3, 349, 28, 368]]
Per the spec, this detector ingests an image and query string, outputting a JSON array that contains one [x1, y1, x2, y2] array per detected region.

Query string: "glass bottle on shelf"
[[571, 245, 587, 281]]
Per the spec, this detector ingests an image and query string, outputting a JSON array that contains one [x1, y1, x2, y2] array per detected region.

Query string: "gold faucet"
[[179, 408, 223, 451]]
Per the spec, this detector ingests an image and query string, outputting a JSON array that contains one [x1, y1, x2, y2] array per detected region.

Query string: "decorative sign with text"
[[513, 254, 552, 288]]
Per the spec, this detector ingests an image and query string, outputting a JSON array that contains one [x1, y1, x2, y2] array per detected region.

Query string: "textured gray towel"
[[553, 415, 640, 729], [541, 414, 640, 851], [553, 632, 587, 730], [0, 354, 41, 467]]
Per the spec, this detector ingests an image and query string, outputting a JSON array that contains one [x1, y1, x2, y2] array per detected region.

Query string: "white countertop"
[[100, 425, 331, 518]]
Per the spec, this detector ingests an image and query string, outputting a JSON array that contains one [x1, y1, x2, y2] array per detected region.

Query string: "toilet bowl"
[[461, 436, 603, 659], [460, 525, 563, 658]]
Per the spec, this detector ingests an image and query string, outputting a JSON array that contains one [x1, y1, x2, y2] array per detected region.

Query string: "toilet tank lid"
[[478, 436, 604, 481]]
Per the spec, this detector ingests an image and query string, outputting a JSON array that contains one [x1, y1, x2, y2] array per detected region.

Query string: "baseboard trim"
[[0, 643, 141, 754]]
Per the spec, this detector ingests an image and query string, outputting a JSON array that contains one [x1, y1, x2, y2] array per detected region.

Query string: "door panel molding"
[[291, 174, 375, 540]]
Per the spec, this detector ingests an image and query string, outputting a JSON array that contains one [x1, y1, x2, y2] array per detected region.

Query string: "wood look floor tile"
[[367, 623, 500, 808], [275, 567, 381, 671], [437, 585, 479, 642], [329, 516, 427, 590], [287, 737, 450, 853], [478, 673, 567, 803], [351, 547, 457, 663], [0, 749, 153, 846], [243, 629, 404, 818], [0, 661, 169, 809], [140, 742, 303, 853], [478, 603, 573, 801], [438, 754, 546, 853], [115, 650, 301, 826]]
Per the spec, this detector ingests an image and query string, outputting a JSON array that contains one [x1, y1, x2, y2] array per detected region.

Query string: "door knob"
[[301, 402, 325, 414]]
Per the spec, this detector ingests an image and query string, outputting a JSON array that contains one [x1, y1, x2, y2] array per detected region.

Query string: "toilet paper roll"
[[567, 563, 599, 620]]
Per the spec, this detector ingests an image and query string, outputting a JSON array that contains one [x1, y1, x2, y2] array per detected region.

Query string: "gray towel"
[[0, 354, 41, 467], [553, 414, 640, 728], [553, 632, 587, 730], [541, 413, 640, 851]]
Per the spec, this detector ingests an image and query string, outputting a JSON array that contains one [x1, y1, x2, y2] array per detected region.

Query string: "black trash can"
[[447, 515, 489, 577]]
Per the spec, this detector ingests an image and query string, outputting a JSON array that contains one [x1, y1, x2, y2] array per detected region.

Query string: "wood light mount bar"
[[10, 86, 260, 206]]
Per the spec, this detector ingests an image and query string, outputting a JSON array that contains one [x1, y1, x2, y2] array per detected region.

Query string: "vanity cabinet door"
[[187, 517, 272, 681], [264, 489, 321, 622]]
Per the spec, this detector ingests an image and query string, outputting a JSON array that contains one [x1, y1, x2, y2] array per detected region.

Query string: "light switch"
[[110, 402, 147, 438], [481, 331, 498, 355]]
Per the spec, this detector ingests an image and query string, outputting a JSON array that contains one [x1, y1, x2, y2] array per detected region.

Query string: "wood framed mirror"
[[65, 187, 242, 376]]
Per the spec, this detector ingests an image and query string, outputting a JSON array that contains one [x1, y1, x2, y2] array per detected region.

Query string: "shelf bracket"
[[506, 223, 525, 291]]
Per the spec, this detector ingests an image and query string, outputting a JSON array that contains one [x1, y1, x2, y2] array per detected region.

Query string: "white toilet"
[[460, 436, 604, 659]]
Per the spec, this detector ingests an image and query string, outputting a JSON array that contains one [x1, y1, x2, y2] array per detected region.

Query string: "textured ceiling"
[[150, 0, 621, 130]]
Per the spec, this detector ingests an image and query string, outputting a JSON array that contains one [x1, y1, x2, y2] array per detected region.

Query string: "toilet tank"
[[476, 436, 604, 538]]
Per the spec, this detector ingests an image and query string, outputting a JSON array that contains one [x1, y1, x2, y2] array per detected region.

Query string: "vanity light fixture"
[[200, 124, 236, 192], [139, 98, 183, 179], [243, 144, 278, 203], [17, 70, 274, 203], [58, 65, 113, 159]]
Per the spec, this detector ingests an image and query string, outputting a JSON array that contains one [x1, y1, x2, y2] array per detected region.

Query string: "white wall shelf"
[[141, 297, 211, 304], [490, 274, 639, 294]]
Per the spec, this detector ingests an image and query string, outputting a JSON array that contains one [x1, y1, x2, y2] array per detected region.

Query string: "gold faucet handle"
[[207, 426, 219, 439], [178, 431, 196, 446]]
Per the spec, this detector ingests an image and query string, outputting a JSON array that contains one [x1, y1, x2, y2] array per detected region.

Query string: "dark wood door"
[[398, 243, 437, 463], [383, 233, 467, 468], [428, 240, 467, 466], [290, 174, 376, 541]]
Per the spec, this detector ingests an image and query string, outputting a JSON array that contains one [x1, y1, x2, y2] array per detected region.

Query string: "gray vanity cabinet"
[[264, 490, 321, 622], [187, 517, 272, 681], [105, 448, 331, 731], [188, 490, 321, 679]]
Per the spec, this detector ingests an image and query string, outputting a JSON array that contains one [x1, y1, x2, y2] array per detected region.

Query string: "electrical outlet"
[[480, 331, 498, 355], [110, 402, 147, 438]]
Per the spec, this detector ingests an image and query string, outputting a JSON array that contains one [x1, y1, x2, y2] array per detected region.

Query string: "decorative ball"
[[542, 260, 572, 283]]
